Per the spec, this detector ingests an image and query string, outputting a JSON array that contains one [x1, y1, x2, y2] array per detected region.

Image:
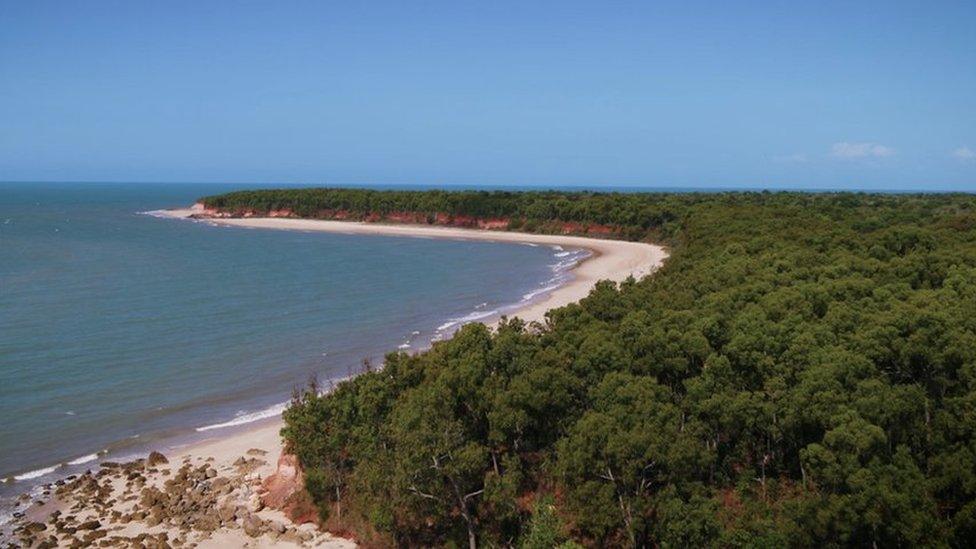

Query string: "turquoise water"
[[0, 183, 581, 492]]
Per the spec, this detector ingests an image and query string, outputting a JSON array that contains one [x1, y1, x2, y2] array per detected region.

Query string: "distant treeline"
[[201, 188, 707, 241], [205, 188, 976, 547]]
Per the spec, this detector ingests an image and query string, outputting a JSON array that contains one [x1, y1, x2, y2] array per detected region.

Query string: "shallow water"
[[0, 182, 582, 492]]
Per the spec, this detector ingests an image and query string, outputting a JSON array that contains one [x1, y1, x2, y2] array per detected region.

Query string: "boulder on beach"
[[146, 451, 169, 466]]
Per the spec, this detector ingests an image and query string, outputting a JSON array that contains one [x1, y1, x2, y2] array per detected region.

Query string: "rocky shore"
[[6, 449, 352, 548]]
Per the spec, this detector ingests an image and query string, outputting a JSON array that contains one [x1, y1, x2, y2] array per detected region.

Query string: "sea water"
[[0, 182, 586, 500]]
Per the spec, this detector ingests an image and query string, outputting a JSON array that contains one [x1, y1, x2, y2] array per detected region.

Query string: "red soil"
[[202, 206, 622, 237]]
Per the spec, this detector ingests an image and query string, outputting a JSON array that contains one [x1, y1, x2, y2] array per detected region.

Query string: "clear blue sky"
[[1, 1, 974, 190]]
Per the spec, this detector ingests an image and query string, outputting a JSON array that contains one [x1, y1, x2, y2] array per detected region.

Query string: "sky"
[[1, 1, 974, 191]]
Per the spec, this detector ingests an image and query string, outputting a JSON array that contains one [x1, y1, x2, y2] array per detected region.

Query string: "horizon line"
[[2, 180, 975, 195]]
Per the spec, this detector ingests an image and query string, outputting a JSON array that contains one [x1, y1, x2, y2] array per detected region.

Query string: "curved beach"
[[161, 208, 667, 325], [158, 209, 667, 457], [8, 210, 667, 547], [160, 207, 667, 462]]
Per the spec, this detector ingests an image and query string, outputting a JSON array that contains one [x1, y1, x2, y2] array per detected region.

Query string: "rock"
[[246, 448, 268, 456], [83, 529, 107, 543], [260, 453, 301, 509], [279, 529, 303, 544], [194, 512, 220, 532], [218, 503, 237, 523], [247, 493, 264, 512], [233, 456, 267, 473], [211, 476, 229, 489], [77, 519, 101, 530], [243, 515, 264, 538]]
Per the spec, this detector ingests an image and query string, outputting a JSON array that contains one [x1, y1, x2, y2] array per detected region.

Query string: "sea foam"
[[12, 465, 59, 482], [195, 401, 289, 432], [522, 283, 563, 302], [67, 453, 100, 466], [435, 309, 499, 334]]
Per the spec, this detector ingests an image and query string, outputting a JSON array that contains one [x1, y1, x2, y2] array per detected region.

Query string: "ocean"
[[0, 182, 584, 500]]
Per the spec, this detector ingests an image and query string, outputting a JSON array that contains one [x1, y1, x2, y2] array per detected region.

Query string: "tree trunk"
[[335, 485, 342, 521], [443, 465, 478, 549]]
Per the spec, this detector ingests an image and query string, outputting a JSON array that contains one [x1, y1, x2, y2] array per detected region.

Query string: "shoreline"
[[150, 208, 666, 479], [4, 209, 667, 546], [159, 207, 666, 325]]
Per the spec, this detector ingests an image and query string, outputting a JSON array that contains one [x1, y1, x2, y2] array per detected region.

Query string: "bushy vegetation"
[[200, 187, 695, 240], [234, 188, 976, 547]]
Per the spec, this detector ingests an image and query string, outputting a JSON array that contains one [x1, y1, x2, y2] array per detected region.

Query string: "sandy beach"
[[161, 207, 667, 325], [7, 209, 666, 547]]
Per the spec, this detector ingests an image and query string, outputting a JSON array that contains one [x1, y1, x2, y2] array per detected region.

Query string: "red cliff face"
[[200, 206, 621, 237], [212, 209, 232, 217], [554, 221, 617, 236], [318, 209, 354, 220], [386, 211, 429, 224], [260, 453, 319, 525], [478, 218, 510, 229]]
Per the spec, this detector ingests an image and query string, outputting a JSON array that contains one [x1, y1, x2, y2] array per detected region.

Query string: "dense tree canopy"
[[209, 188, 976, 547], [200, 187, 692, 240]]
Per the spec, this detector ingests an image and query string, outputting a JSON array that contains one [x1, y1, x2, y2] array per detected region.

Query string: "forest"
[[205, 188, 976, 547], [199, 187, 692, 240]]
